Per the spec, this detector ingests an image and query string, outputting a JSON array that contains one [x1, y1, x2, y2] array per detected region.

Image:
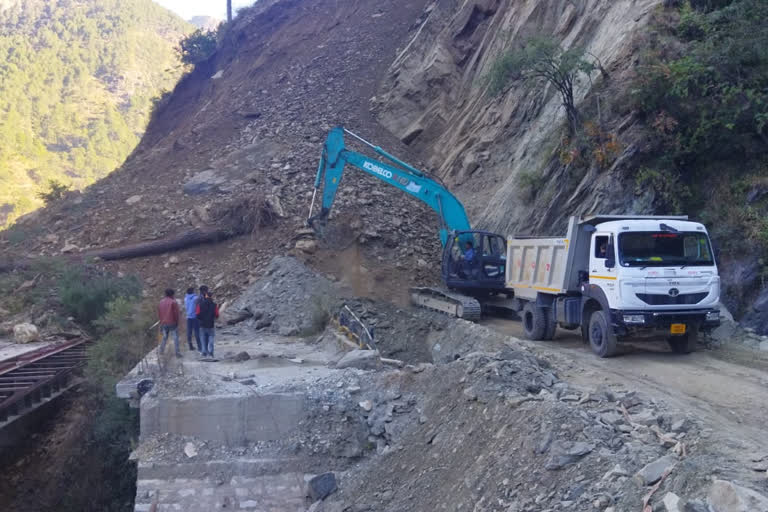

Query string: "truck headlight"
[[706, 310, 720, 322], [623, 314, 645, 324]]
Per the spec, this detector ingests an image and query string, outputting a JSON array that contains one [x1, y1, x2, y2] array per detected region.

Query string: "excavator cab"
[[443, 231, 507, 293]]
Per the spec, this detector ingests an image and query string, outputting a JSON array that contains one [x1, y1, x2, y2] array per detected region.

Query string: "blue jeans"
[[201, 327, 215, 357], [187, 317, 201, 351], [160, 325, 180, 355]]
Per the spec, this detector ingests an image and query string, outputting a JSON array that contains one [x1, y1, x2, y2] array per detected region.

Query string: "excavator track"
[[409, 287, 482, 321]]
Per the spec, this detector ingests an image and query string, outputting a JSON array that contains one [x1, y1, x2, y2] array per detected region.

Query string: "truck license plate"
[[670, 323, 686, 335]]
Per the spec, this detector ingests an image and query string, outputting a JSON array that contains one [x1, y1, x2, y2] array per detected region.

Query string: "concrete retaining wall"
[[140, 393, 306, 444]]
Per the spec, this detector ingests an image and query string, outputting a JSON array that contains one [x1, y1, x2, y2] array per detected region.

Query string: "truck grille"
[[636, 292, 708, 305]]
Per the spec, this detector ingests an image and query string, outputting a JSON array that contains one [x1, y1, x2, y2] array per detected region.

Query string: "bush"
[[634, 167, 691, 213], [177, 29, 217, 65], [37, 179, 70, 204], [59, 267, 141, 326], [633, 0, 768, 165], [89, 297, 156, 393]]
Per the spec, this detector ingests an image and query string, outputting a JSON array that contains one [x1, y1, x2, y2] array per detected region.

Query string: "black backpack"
[[197, 298, 217, 328]]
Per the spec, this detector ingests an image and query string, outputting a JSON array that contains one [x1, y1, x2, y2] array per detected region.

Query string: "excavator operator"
[[464, 241, 475, 262]]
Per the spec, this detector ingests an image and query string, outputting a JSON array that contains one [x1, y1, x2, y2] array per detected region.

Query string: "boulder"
[[708, 479, 768, 512], [307, 472, 337, 501], [13, 323, 39, 344], [663, 492, 682, 512], [335, 349, 381, 370], [183, 170, 227, 195], [295, 239, 318, 254], [634, 454, 677, 486]]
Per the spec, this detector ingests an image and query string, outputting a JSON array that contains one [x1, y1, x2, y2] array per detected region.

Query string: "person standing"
[[184, 287, 202, 353], [158, 288, 181, 358], [196, 290, 219, 359]]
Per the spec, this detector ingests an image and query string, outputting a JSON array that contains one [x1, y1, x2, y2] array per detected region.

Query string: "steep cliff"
[[376, 0, 661, 235]]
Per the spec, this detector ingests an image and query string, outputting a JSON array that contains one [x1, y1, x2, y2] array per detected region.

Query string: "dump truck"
[[505, 215, 721, 356]]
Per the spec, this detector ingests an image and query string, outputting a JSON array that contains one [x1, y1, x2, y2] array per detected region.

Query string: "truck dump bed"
[[505, 234, 572, 301], [505, 217, 587, 301]]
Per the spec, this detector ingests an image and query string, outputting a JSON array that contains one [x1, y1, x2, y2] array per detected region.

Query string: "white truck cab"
[[506, 215, 721, 357]]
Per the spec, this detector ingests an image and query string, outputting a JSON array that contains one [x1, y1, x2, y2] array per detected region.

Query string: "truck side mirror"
[[605, 259, 616, 268]]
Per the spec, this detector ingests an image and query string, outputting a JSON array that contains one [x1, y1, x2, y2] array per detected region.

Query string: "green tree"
[[487, 37, 597, 134]]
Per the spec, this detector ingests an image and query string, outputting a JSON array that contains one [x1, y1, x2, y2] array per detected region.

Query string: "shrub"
[[37, 179, 70, 204], [634, 167, 691, 213], [177, 29, 217, 65], [59, 267, 141, 326], [517, 169, 545, 203], [89, 297, 155, 393]]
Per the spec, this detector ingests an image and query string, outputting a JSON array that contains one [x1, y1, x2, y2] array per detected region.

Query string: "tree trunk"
[[227, 0, 233, 23], [81, 228, 235, 262]]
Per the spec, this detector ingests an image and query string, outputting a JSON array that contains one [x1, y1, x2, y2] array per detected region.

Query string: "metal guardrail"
[[0, 338, 88, 423]]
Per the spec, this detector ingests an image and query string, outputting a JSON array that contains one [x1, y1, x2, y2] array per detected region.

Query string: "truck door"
[[590, 233, 619, 305]]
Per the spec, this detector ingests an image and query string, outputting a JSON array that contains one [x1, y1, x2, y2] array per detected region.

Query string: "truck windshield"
[[618, 231, 714, 267]]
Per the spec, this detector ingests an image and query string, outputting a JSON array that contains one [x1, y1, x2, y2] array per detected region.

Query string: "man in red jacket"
[[158, 288, 181, 357]]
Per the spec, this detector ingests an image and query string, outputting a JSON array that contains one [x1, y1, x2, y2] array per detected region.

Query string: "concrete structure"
[[119, 330, 358, 512], [134, 459, 308, 512], [140, 393, 306, 443]]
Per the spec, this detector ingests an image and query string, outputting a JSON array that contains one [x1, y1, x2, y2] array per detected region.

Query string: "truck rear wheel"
[[588, 310, 618, 358], [667, 325, 699, 354], [543, 310, 557, 340], [522, 302, 547, 340]]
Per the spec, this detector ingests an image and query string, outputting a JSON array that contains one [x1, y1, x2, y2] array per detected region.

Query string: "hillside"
[[0, 0, 191, 226], [0, 0, 766, 331]]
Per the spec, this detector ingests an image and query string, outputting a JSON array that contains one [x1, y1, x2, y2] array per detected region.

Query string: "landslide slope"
[[1, 0, 441, 304]]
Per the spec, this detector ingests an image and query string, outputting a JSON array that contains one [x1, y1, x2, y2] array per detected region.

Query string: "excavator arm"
[[307, 126, 471, 246]]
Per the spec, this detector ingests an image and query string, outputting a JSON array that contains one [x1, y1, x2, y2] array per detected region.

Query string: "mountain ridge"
[[0, 0, 192, 225]]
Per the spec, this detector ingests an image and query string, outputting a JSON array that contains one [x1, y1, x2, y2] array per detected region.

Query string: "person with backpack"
[[196, 289, 219, 359], [157, 288, 181, 358], [184, 287, 202, 353]]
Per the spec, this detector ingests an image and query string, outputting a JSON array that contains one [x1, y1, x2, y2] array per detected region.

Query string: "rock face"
[[13, 323, 39, 344], [376, 0, 661, 235]]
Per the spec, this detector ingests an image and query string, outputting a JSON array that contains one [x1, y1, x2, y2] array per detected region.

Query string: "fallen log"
[[81, 228, 235, 261]]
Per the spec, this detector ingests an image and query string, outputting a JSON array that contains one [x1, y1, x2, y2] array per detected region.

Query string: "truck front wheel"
[[667, 325, 699, 354], [588, 310, 618, 358], [522, 302, 547, 340]]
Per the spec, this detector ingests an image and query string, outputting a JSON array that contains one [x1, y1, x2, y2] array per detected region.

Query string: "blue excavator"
[[307, 126, 508, 320]]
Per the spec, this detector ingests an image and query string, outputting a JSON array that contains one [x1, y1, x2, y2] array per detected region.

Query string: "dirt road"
[[485, 317, 768, 450]]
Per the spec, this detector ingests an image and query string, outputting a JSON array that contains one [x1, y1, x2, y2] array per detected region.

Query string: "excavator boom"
[[308, 126, 470, 246], [307, 126, 507, 322]]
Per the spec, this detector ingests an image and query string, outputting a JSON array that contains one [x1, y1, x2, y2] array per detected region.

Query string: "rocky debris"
[[13, 323, 39, 344], [708, 479, 768, 512], [183, 442, 198, 458], [334, 350, 381, 370], [233, 351, 251, 362], [308, 472, 337, 501], [125, 195, 142, 205], [60, 242, 79, 254], [231, 257, 344, 337], [634, 454, 678, 486]]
